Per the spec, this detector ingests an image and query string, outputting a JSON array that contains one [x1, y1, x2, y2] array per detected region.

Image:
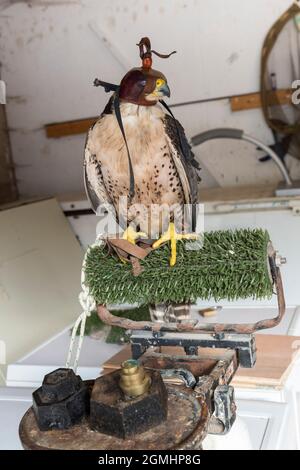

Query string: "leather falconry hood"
[[119, 37, 175, 106], [94, 37, 176, 105]]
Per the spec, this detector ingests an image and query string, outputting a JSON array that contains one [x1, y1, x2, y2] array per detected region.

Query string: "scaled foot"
[[152, 222, 198, 266]]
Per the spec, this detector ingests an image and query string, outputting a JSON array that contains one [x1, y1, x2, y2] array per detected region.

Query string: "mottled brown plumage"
[[84, 98, 200, 236]]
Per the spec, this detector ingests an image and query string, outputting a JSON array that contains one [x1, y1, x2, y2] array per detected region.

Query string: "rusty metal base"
[[19, 384, 209, 450]]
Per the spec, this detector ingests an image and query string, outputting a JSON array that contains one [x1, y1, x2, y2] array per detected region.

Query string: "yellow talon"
[[122, 226, 147, 245], [152, 222, 198, 266]]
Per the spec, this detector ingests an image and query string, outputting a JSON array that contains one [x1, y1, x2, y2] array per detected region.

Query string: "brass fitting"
[[119, 359, 151, 398]]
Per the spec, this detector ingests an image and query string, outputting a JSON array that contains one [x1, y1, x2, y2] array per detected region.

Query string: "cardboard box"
[[0, 198, 84, 384]]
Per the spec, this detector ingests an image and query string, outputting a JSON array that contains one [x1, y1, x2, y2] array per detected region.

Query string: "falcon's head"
[[119, 69, 170, 106], [119, 37, 175, 107]]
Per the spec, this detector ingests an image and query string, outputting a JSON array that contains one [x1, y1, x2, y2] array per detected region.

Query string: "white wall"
[[0, 0, 299, 198]]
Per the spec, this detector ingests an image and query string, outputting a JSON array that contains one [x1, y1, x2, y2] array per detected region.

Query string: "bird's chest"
[[96, 113, 184, 207]]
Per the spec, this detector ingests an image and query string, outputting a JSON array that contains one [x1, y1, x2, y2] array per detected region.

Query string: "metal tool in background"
[[191, 128, 300, 197]]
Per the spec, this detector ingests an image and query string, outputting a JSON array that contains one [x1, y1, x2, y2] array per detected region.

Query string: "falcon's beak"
[[159, 82, 171, 98]]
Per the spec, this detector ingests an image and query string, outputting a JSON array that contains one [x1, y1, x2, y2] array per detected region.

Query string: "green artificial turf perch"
[[84, 229, 274, 305]]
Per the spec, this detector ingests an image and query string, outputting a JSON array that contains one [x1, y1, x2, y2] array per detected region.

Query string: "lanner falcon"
[[84, 38, 200, 267]]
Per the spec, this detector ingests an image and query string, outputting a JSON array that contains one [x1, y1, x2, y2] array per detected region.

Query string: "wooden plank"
[[230, 89, 292, 112], [45, 117, 97, 138], [200, 184, 278, 202], [232, 334, 300, 389], [44, 88, 292, 138]]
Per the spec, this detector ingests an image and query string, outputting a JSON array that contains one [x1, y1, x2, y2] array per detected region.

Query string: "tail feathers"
[[149, 303, 191, 323]]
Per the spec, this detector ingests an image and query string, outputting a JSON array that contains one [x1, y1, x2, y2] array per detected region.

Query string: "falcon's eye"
[[156, 78, 165, 88]]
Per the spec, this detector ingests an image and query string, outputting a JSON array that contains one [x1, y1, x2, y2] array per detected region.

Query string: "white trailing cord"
[[65, 235, 104, 372]]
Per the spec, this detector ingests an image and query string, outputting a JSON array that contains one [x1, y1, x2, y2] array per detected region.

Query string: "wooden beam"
[[44, 88, 293, 139], [45, 117, 97, 139], [230, 88, 292, 112], [200, 184, 278, 202]]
